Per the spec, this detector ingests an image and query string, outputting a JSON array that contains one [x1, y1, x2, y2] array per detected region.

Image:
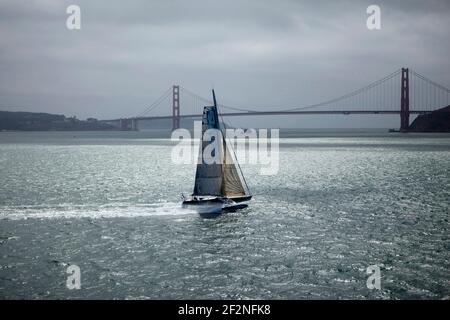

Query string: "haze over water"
[[0, 130, 449, 299]]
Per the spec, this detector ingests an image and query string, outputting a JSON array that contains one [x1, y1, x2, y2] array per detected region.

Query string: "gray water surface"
[[0, 131, 449, 299]]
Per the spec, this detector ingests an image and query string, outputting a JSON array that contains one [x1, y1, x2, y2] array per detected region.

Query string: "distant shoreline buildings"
[[1, 106, 449, 132], [0, 111, 115, 131]]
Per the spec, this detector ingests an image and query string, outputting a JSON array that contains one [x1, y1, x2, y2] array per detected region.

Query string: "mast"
[[212, 89, 217, 108]]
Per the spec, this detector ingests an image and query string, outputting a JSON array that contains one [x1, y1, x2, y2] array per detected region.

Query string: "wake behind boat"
[[182, 90, 252, 214]]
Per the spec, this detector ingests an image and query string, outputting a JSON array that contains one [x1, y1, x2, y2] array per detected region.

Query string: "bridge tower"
[[172, 85, 180, 130], [131, 118, 138, 131], [119, 118, 138, 131], [400, 68, 410, 131]]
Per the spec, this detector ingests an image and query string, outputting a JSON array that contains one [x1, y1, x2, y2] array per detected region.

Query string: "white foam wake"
[[0, 202, 198, 220]]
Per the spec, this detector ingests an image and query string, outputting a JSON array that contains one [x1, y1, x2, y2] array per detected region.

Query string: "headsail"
[[221, 138, 246, 197], [192, 90, 248, 198]]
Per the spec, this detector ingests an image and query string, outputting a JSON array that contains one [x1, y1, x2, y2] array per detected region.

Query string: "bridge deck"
[[102, 110, 433, 122]]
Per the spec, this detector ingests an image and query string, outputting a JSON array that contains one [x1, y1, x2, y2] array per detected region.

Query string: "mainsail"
[[192, 92, 248, 198]]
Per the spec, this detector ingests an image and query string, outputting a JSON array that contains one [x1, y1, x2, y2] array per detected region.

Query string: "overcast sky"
[[1, 0, 449, 128]]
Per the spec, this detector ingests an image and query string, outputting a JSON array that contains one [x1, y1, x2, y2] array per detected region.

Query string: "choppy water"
[[0, 130, 449, 299]]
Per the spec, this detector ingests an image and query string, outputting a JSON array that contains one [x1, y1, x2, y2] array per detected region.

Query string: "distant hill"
[[0, 111, 115, 131], [408, 105, 450, 132]]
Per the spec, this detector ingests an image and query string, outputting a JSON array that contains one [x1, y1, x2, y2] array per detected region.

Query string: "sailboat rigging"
[[182, 90, 252, 213]]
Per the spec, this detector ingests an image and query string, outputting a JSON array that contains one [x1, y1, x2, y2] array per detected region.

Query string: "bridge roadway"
[[102, 110, 433, 122]]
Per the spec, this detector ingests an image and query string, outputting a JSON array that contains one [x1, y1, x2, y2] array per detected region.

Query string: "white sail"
[[193, 106, 223, 196]]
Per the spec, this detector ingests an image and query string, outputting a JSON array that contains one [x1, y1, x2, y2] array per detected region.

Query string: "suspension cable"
[[180, 87, 259, 112], [180, 69, 403, 113], [410, 70, 450, 94], [136, 87, 172, 117]]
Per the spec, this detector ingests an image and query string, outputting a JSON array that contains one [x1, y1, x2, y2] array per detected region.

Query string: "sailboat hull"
[[229, 195, 252, 203], [182, 196, 251, 214], [182, 197, 223, 214]]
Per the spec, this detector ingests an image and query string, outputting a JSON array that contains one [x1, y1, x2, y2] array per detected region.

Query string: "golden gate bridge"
[[103, 68, 450, 132]]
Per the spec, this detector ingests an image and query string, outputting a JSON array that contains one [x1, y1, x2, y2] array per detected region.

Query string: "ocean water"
[[0, 130, 449, 299]]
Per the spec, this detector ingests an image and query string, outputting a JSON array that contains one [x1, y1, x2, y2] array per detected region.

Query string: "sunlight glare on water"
[[0, 131, 449, 299]]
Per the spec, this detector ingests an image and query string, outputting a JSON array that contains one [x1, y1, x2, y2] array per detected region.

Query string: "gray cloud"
[[1, 0, 449, 128]]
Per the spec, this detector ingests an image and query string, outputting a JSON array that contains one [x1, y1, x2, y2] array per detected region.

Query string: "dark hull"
[[229, 195, 252, 203], [182, 198, 223, 206], [182, 195, 251, 214], [222, 203, 248, 212], [182, 195, 252, 205]]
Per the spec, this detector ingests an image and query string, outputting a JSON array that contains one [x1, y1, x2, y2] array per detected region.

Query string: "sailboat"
[[182, 90, 252, 214]]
